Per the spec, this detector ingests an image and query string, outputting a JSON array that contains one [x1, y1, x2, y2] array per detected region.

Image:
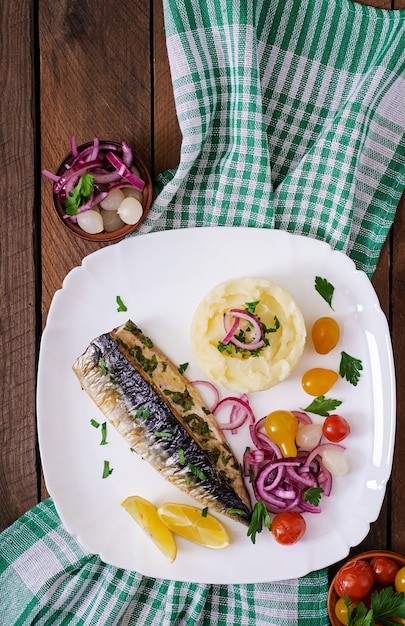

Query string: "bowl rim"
[[328, 550, 405, 625], [52, 140, 153, 242]]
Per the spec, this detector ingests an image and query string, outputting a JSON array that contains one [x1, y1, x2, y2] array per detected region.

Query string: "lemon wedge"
[[157, 503, 231, 549], [121, 495, 177, 562]]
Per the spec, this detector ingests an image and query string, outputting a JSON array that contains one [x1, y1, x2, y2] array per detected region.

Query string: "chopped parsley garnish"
[[302, 395, 342, 417], [315, 276, 335, 310], [202, 507, 208, 518], [188, 463, 206, 481], [163, 388, 194, 411], [228, 508, 247, 516], [340, 351, 363, 386], [100, 422, 108, 445], [178, 362, 189, 374], [102, 460, 113, 478], [64, 172, 95, 215], [217, 301, 279, 358], [116, 295, 128, 312], [303, 487, 323, 506], [133, 407, 150, 420], [245, 301, 260, 314], [247, 500, 271, 544]]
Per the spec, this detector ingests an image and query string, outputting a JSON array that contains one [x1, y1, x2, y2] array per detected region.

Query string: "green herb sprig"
[[247, 500, 271, 544], [340, 351, 363, 386], [315, 276, 335, 309], [64, 173, 95, 215], [302, 395, 342, 417], [303, 487, 323, 506], [345, 587, 405, 625]]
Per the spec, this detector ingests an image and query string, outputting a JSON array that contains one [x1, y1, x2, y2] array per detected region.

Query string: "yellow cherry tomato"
[[334, 596, 358, 625], [395, 566, 405, 593], [302, 368, 338, 396], [311, 317, 340, 354], [264, 410, 298, 457]]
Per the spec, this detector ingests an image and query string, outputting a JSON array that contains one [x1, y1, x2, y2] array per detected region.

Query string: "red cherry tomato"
[[322, 414, 351, 443], [370, 556, 399, 585], [311, 317, 340, 354], [301, 368, 338, 396], [271, 511, 306, 545], [334, 559, 375, 601]]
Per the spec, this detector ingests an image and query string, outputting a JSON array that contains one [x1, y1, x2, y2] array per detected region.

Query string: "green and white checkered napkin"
[[140, 0, 405, 278], [2, 0, 405, 624]]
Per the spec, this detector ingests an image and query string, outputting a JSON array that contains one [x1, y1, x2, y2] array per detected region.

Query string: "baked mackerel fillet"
[[72, 320, 252, 526]]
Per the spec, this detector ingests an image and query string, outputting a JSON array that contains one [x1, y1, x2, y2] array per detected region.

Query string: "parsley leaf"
[[116, 295, 128, 312], [247, 500, 271, 544], [304, 487, 323, 506], [178, 362, 189, 374], [340, 351, 363, 386], [302, 395, 342, 417], [64, 173, 95, 215], [346, 587, 405, 626], [315, 276, 335, 310]]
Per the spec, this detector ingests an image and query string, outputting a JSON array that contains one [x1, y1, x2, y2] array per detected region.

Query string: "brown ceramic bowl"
[[52, 140, 153, 242], [328, 550, 405, 625]]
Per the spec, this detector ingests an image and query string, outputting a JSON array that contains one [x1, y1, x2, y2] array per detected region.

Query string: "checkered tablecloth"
[[1, 0, 405, 624], [140, 0, 405, 278]]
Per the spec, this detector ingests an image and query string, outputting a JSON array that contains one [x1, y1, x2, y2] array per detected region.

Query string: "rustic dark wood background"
[[1, 0, 404, 579]]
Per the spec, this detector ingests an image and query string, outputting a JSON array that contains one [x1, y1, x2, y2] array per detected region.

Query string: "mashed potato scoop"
[[191, 277, 306, 393]]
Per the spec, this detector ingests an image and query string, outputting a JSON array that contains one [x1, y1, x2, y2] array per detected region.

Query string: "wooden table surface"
[[1, 0, 404, 580]]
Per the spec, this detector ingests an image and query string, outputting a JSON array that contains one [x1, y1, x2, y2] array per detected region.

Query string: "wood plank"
[[391, 195, 405, 554], [153, 1, 181, 176], [39, 0, 153, 320], [0, 1, 38, 531]]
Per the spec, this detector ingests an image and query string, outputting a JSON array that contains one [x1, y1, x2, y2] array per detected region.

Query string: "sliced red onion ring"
[[213, 396, 255, 431], [244, 418, 338, 514], [221, 314, 240, 344], [221, 308, 266, 351], [105, 151, 145, 191], [291, 410, 313, 425], [190, 380, 220, 412]]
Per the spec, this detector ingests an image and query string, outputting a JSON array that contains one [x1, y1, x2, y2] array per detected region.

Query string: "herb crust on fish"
[[72, 320, 252, 525]]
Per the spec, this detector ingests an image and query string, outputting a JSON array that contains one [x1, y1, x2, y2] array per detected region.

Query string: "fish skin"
[[73, 330, 252, 525], [111, 320, 251, 511]]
